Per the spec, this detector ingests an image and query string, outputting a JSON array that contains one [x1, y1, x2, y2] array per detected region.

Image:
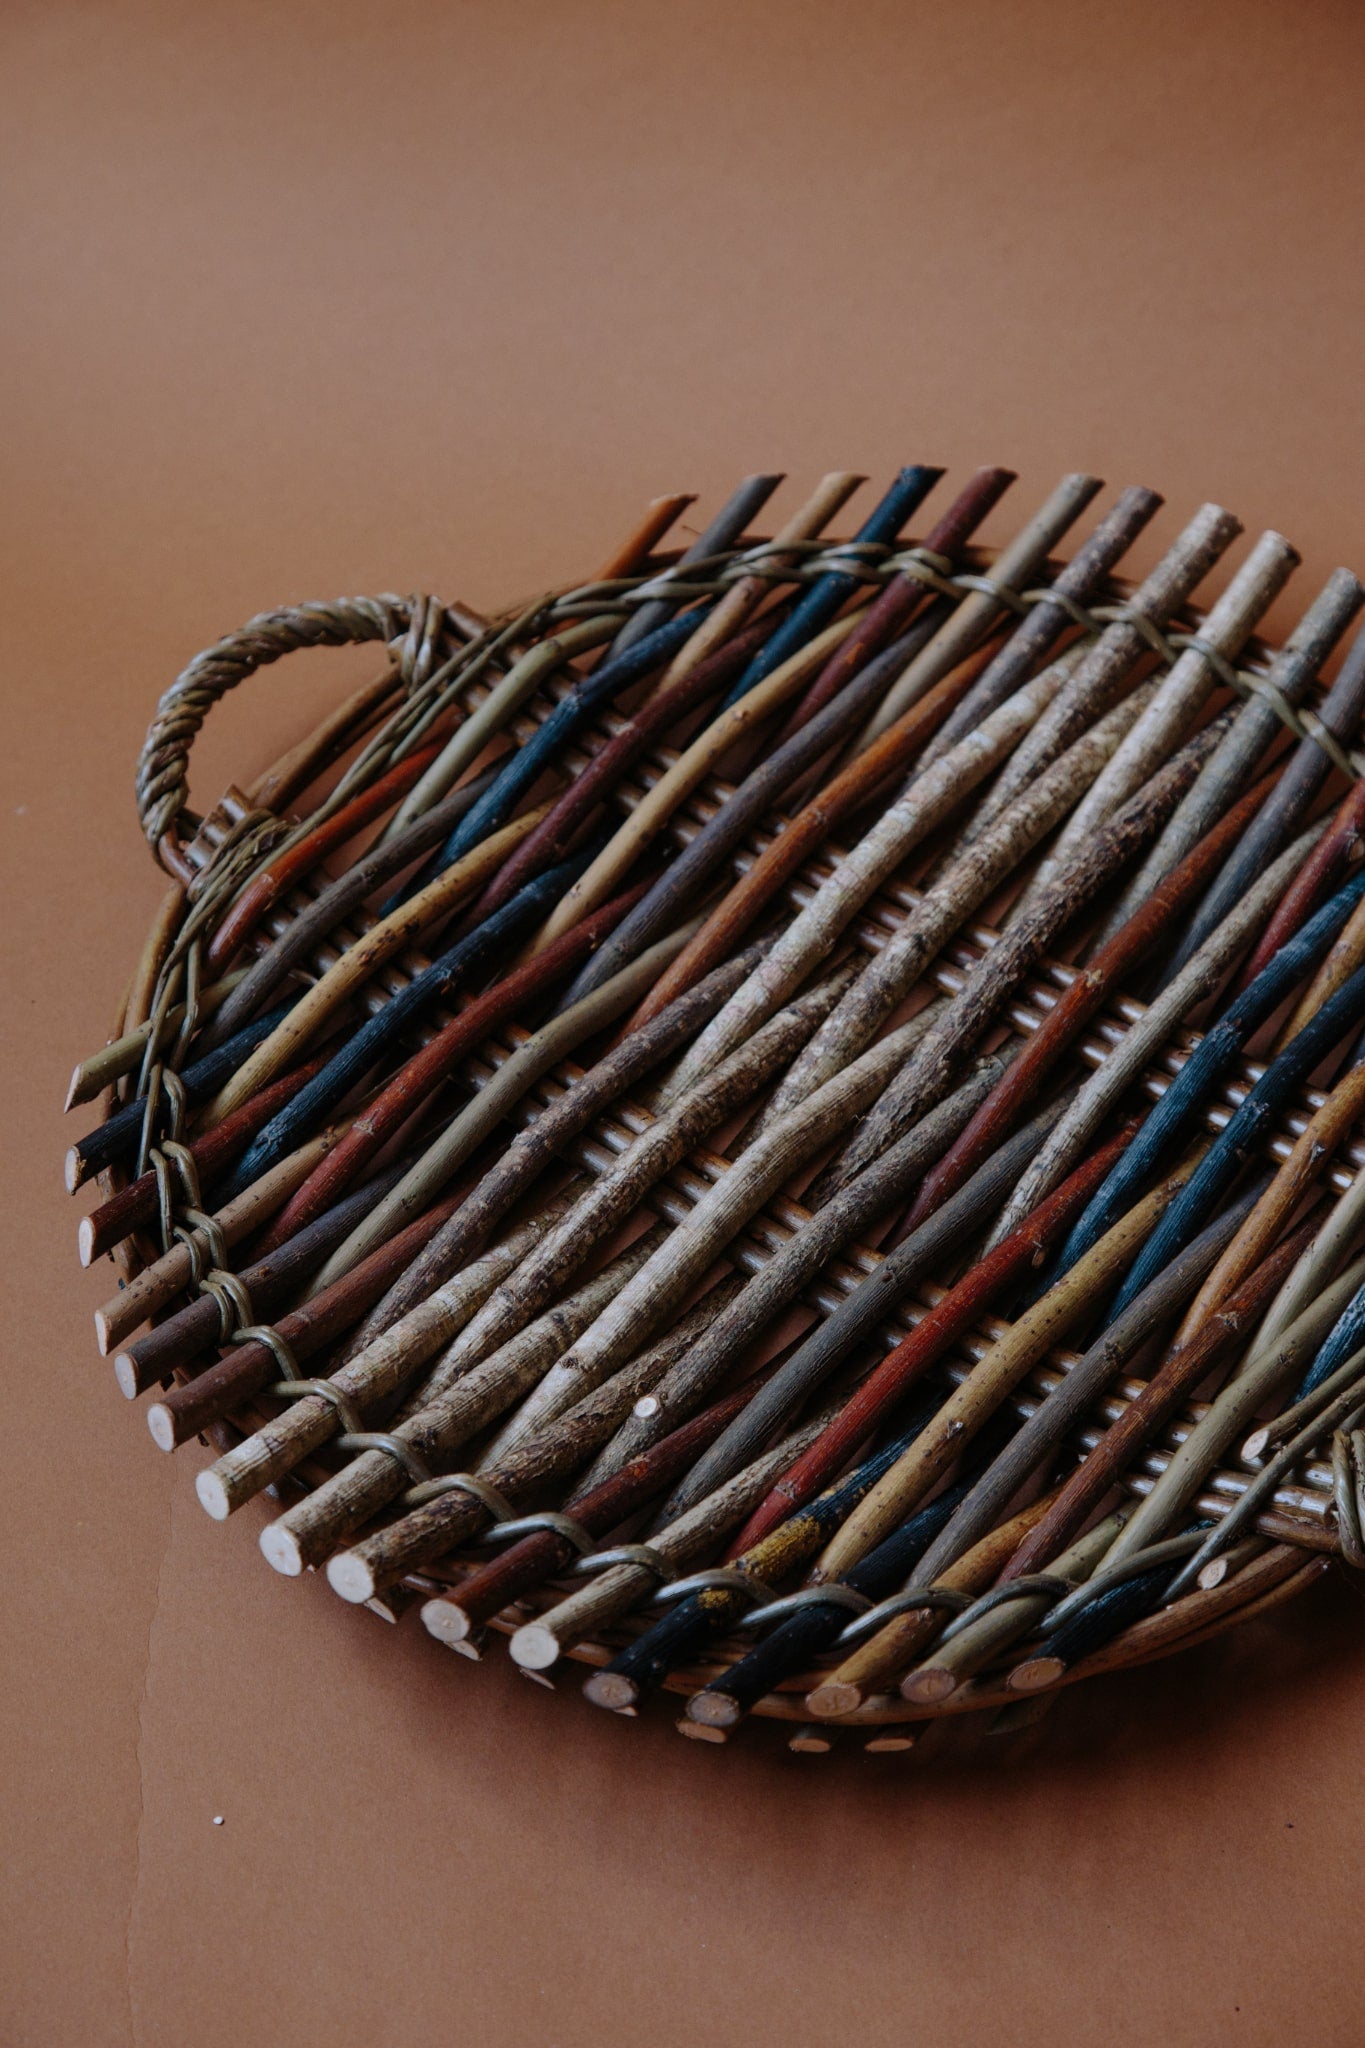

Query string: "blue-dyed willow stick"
[[384, 604, 715, 914], [1039, 867, 1365, 1292], [715, 465, 944, 710], [1107, 966, 1365, 1319], [1290, 1274, 1365, 1402], [219, 839, 610, 1200], [608, 472, 784, 656], [1012, 1527, 1213, 1681], [68, 997, 296, 1186], [1159, 600, 1365, 988], [683, 1473, 978, 1731], [583, 1405, 940, 1712]]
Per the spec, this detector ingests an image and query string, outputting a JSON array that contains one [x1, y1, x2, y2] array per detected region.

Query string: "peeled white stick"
[[1008, 530, 1298, 922], [657, 649, 1077, 1105]]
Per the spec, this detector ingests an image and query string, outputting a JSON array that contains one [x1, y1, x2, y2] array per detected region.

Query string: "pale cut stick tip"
[[114, 1354, 140, 1402], [803, 1681, 861, 1719], [145, 1400, 175, 1447], [421, 1596, 473, 1646], [77, 1216, 97, 1267], [864, 1732, 917, 1753], [518, 1665, 557, 1691], [683, 1690, 741, 1730], [509, 1621, 560, 1671], [197, 1469, 233, 1523], [64, 1146, 83, 1195], [1242, 1425, 1271, 1461], [65, 1067, 87, 1114], [788, 1729, 833, 1753], [582, 1669, 638, 1713], [899, 1667, 958, 1705], [326, 1550, 377, 1602], [259, 1520, 307, 1575], [1008, 1655, 1065, 1693]]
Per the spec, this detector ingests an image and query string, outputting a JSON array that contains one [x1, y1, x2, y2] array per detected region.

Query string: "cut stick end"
[[259, 1520, 307, 1575], [93, 1308, 115, 1356], [115, 1355, 141, 1402], [64, 1146, 83, 1195], [1197, 1558, 1231, 1591], [145, 1400, 175, 1448], [77, 1216, 97, 1267], [864, 1732, 917, 1753], [518, 1665, 557, 1691], [582, 1670, 639, 1713], [326, 1550, 378, 1603], [421, 1597, 474, 1647], [1242, 1426, 1271, 1462], [788, 1729, 833, 1754], [899, 1667, 958, 1705], [677, 1717, 727, 1744], [684, 1690, 742, 1731], [64, 1067, 86, 1114], [1008, 1655, 1066, 1694], [509, 1622, 562, 1671], [804, 1681, 862, 1719], [196, 1468, 233, 1522]]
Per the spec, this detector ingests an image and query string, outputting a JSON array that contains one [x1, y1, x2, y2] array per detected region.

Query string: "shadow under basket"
[[69, 484, 1365, 1754]]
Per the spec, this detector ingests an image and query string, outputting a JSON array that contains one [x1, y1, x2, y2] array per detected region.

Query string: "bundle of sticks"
[[69, 467, 1365, 1753]]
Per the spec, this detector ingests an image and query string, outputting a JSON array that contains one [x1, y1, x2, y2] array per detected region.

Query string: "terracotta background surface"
[[5, 3, 1365, 2043]]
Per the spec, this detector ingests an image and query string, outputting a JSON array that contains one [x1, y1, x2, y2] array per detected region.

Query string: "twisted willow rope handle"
[[134, 593, 423, 854]]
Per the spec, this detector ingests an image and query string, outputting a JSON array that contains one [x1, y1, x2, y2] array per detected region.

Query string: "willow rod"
[[811, 1170, 1192, 1584], [1012, 528, 1298, 920], [986, 821, 1326, 1250], [850, 471, 1103, 749], [608, 472, 784, 656], [902, 769, 1278, 1236], [996, 1215, 1318, 1585], [333, 946, 765, 1358], [1096, 567, 1364, 945], [1159, 607, 1365, 985], [959, 501, 1242, 844], [316, 1274, 751, 1599], [821, 722, 1223, 1199], [765, 464, 1018, 736], [728, 1127, 1132, 1558], [656, 650, 1087, 1106]]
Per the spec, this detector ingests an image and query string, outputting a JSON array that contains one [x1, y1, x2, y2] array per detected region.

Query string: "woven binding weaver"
[[68, 469, 1365, 1752]]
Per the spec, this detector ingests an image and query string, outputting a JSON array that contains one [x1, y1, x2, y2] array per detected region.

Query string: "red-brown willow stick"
[[1233, 772, 1365, 993], [897, 768, 1279, 1236], [725, 1128, 1132, 1555]]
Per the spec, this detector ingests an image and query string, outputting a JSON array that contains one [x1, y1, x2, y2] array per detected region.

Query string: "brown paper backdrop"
[[5, 2, 1365, 2042]]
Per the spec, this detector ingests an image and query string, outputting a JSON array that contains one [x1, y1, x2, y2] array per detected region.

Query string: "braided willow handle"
[[135, 594, 421, 853]]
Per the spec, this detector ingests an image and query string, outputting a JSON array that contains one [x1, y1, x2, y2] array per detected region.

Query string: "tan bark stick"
[[252, 1225, 675, 1567], [811, 1173, 1189, 1583], [804, 1493, 1061, 1716], [309, 1274, 745, 1596], [646, 473, 865, 700]]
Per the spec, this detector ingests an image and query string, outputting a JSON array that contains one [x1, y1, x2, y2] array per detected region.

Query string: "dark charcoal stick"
[[716, 466, 944, 709], [609, 473, 784, 655], [69, 999, 294, 1186], [1044, 866, 1365, 1290]]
